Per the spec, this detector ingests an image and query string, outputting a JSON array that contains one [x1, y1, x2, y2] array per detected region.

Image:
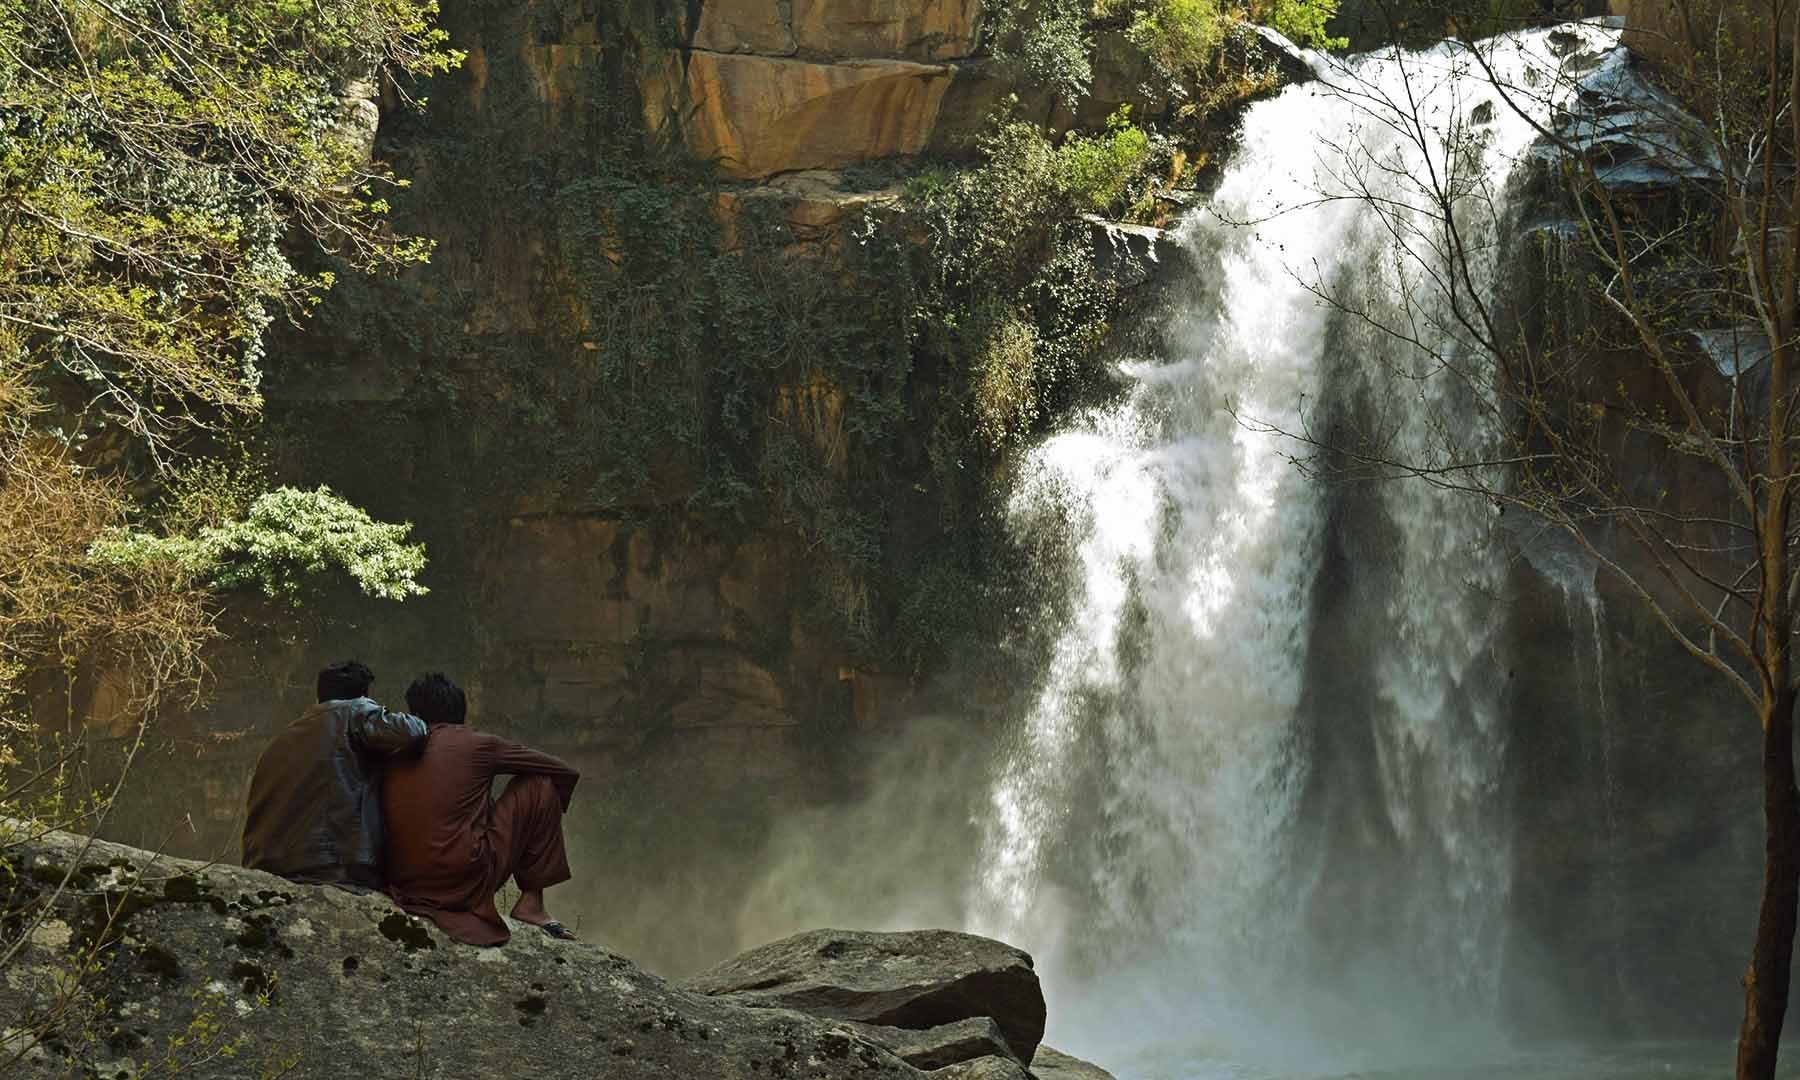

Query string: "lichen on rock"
[[0, 828, 1099, 1078]]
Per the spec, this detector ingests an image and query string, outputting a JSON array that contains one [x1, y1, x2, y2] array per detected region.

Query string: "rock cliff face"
[[0, 826, 1110, 1080], [1489, 43, 1758, 1038], [679, 0, 986, 179]]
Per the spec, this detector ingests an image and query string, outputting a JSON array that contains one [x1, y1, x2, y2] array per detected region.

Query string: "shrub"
[[908, 109, 1152, 456], [91, 486, 428, 602], [968, 305, 1044, 447], [1124, 0, 1346, 78], [1256, 0, 1348, 48], [1128, 0, 1231, 76], [990, 0, 1095, 105], [1057, 107, 1157, 215]]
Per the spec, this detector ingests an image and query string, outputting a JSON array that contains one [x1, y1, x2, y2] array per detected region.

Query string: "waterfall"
[[971, 24, 1619, 1077]]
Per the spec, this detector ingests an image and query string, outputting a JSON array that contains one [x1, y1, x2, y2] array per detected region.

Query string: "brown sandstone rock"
[[792, 0, 984, 60], [684, 53, 954, 178], [695, 0, 798, 55]]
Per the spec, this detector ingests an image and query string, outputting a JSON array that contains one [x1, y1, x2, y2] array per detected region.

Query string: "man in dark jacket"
[[383, 672, 580, 945], [241, 660, 427, 890]]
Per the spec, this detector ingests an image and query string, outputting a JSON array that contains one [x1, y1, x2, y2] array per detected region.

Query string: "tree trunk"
[[1737, 685, 1800, 1080]]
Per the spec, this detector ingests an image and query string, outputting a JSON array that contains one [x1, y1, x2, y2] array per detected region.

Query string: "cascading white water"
[[971, 24, 1619, 1078]]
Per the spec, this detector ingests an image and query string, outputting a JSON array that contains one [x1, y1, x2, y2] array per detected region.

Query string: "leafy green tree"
[[0, 0, 455, 701], [0, 0, 457, 448], [91, 485, 428, 602], [0, 6, 453, 1058]]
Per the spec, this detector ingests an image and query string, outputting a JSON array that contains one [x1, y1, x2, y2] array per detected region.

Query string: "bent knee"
[[506, 774, 560, 801]]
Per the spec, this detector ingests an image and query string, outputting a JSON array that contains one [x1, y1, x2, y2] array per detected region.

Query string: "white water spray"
[[972, 25, 1619, 1078]]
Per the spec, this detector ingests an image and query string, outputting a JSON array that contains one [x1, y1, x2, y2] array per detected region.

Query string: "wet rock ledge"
[[0, 826, 1112, 1079]]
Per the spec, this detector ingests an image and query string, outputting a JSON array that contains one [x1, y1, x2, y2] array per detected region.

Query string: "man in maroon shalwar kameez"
[[381, 672, 581, 945]]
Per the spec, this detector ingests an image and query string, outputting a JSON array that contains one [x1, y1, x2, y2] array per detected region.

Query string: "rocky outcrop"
[[684, 928, 1047, 1062], [1030, 1046, 1118, 1080], [684, 53, 957, 178], [1, 827, 916, 1078], [1490, 35, 1757, 1040], [717, 171, 909, 248], [843, 1017, 1013, 1070], [791, 0, 984, 61], [1, 826, 1092, 1079], [695, 0, 799, 55], [678, 0, 986, 178], [935, 1058, 1033, 1080], [1550, 46, 1718, 192], [1247, 24, 1320, 84], [695, 0, 982, 60], [697, 0, 984, 61], [1084, 215, 1180, 291]]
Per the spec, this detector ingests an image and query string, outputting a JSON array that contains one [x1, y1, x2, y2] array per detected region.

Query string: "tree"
[[0, 0, 455, 737], [1244, 4, 1799, 1075], [0, 0, 452, 1063]]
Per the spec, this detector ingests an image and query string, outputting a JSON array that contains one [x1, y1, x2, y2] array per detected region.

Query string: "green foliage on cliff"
[[992, 0, 1097, 105], [1059, 108, 1159, 214], [997, 0, 1343, 104], [1127, 0, 1229, 71], [91, 486, 428, 602], [298, 0, 1155, 685], [1258, 0, 1346, 48], [909, 112, 1150, 451]]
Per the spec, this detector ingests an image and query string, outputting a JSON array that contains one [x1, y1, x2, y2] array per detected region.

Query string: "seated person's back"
[[241, 660, 425, 889], [384, 672, 580, 945], [383, 722, 535, 891]]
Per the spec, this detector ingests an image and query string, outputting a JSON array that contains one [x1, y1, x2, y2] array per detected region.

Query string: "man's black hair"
[[405, 672, 466, 726], [317, 660, 375, 703]]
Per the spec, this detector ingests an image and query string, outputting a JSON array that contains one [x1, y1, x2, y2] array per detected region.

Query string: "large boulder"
[[0, 826, 923, 1079], [1084, 215, 1181, 291], [684, 928, 1046, 1062], [1247, 24, 1319, 85]]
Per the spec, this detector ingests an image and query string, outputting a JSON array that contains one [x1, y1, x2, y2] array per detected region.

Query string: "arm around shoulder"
[[347, 699, 429, 758]]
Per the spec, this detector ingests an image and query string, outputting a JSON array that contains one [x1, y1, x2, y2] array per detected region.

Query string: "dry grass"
[[0, 368, 215, 772]]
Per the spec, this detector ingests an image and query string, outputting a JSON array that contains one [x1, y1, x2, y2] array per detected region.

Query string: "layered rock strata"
[[681, 1, 983, 178]]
